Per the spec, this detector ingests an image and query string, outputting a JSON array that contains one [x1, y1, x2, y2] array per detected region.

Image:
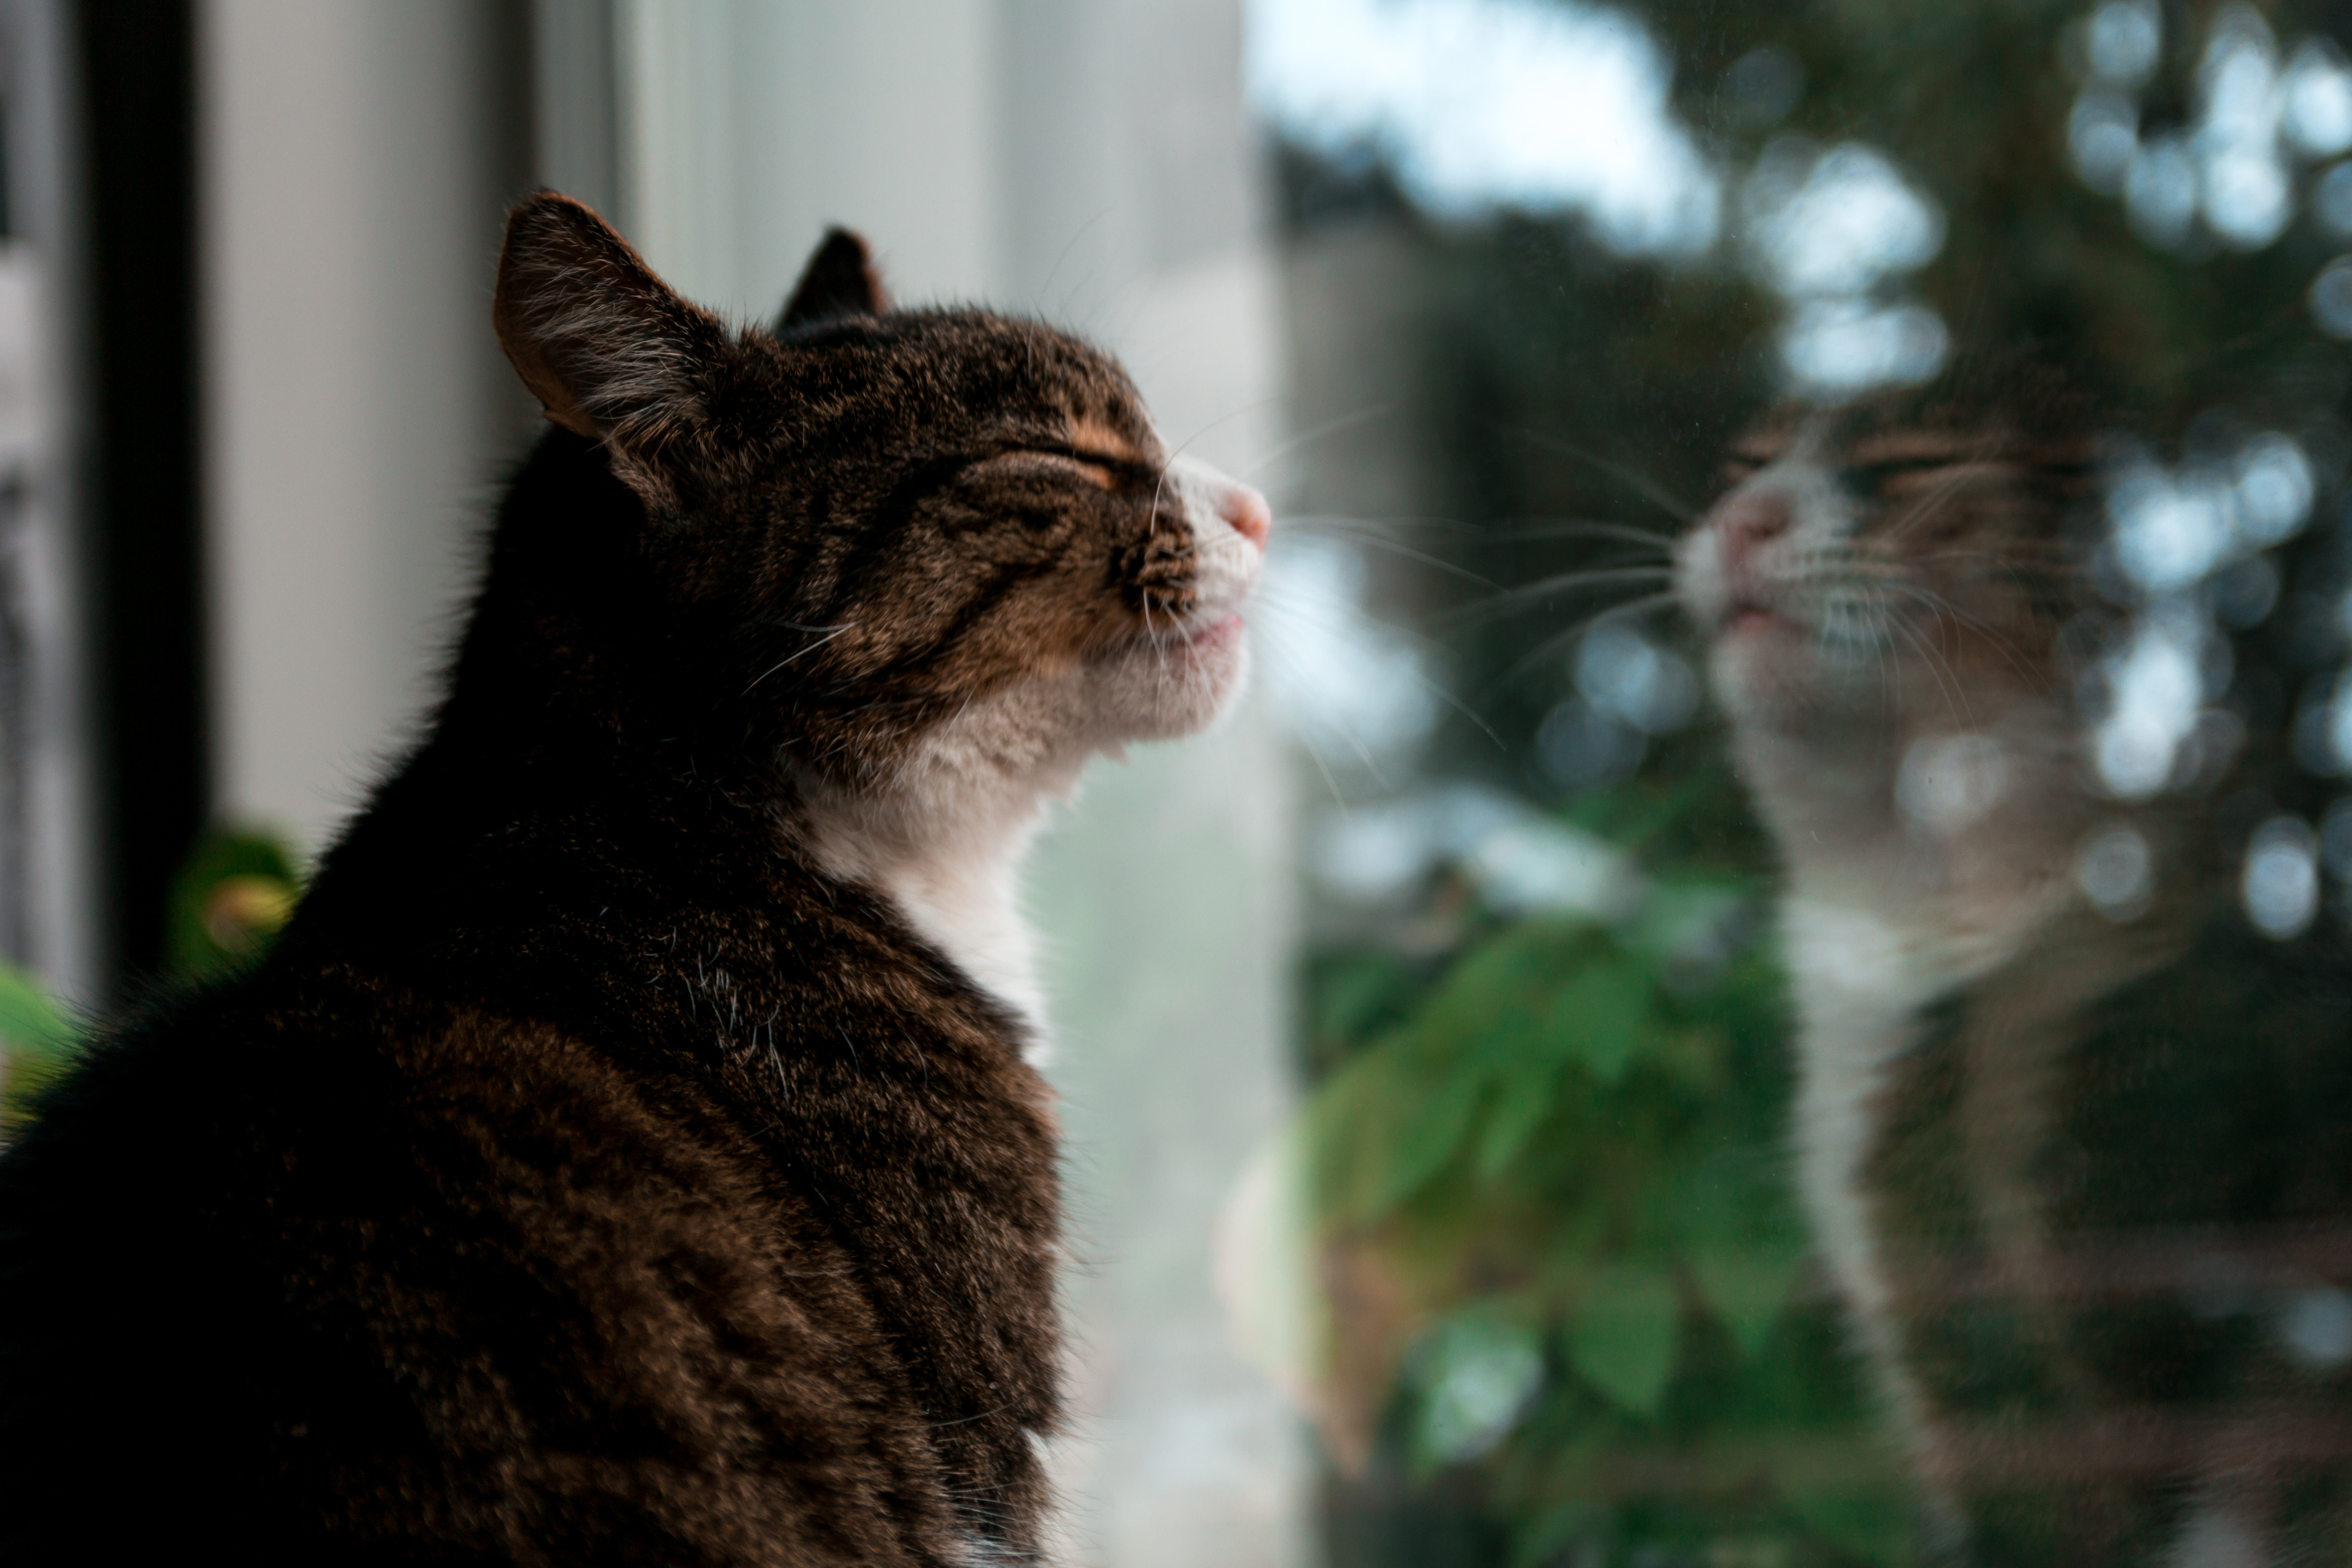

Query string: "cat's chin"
[[1097, 617, 1253, 744], [1709, 620, 1823, 728]]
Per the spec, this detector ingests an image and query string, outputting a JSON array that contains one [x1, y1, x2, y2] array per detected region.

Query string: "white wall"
[[200, 0, 530, 856], [619, 0, 1004, 319]]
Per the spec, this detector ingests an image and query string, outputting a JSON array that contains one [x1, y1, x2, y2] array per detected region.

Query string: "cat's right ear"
[[775, 228, 890, 333], [493, 192, 729, 447]]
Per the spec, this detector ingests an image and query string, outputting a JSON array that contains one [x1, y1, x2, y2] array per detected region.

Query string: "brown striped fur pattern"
[[0, 195, 1270, 1566]]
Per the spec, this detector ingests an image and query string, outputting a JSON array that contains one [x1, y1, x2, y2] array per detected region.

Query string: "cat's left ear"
[[775, 228, 890, 333], [494, 191, 730, 448]]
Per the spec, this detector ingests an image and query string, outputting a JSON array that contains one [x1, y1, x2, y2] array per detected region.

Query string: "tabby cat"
[[1676, 370, 2352, 1564], [0, 193, 1271, 1565]]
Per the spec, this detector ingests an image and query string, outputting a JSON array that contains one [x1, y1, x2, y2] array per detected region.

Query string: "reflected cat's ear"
[[493, 191, 729, 447], [776, 228, 890, 333]]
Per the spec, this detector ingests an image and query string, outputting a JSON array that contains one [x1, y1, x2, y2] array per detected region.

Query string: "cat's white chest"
[[1781, 900, 1941, 1314], [799, 774, 1058, 1067], [877, 849, 1051, 1057]]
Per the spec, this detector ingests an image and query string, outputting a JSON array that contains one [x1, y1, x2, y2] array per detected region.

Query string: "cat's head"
[[490, 193, 1268, 794], [1674, 372, 2094, 746]]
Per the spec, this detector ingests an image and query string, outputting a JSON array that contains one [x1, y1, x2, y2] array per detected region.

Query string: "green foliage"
[[1298, 775, 1907, 1566], [0, 961, 75, 1137], [0, 823, 303, 1137], [1563, 1262, 1681, 1419], [167, 826, 303, 982]]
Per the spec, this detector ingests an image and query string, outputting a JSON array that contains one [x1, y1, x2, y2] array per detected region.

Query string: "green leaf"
[[1509, 1500, 1607, 1568], [1303, 1046, 1414, 1223], [0, 962, 78, 1136], [1689, 1245, 1804, 1360], [1316, 952, 1418, 1046], [1410, 1313, 1544, 1469], [167, 824, 304, 981], [1783, 1483, 1912, 1565], [1375, 1064, 1488, 1217], [1474, 1055, 1567, 1181], [1416, 922, 1580, 1055], [1547, 959, 1649, 1084], [1564, 1261, 1682, 1417], [0, 963, 74, 1063]]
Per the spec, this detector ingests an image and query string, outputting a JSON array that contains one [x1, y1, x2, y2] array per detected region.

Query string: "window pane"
[[1250, 1, 2352, 1563]]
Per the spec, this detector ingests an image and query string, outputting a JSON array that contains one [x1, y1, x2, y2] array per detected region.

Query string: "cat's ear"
[[494, 192, 729, 445], [775, 228, 890, 333]]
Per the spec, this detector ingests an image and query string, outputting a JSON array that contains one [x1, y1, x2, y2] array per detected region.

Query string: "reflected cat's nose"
[[1716, 489, 1791, 569], [1219, 481, 1273, 549]]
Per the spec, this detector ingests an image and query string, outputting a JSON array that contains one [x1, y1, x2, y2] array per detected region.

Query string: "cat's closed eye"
[[993, 444, 1160, 493], [1837, 457, 1944, 495]]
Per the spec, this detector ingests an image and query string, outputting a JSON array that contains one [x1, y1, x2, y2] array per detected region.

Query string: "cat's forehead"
[[835, 310, 1159, 457], [1729, 395, 2035, 470]]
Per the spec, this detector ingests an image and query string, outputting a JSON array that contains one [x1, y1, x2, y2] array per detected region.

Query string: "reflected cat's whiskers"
[[1486, 589, 1682, 695], [1877, 438, 2004, 544], [1507, 427, 1696, 523], [1441, 565, 1676, 632], [1880, 581, 2053, 694], [1891, 614, 1977, 730], [1479, 518, 1680, 552]]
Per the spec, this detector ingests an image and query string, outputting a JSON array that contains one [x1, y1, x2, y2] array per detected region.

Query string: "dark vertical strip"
[[71, 0, 202, 988]]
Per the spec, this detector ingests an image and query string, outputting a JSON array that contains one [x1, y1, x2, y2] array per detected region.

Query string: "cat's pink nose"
[[1220, 483, 1273, 549], [1716, 490, 1790, 567]]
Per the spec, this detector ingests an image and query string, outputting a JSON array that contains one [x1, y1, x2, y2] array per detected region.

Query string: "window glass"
[[1240, 2, 2352, 1562]]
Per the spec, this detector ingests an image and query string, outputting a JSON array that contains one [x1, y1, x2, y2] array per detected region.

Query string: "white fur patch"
[[1779, 894, 2049, 1480], [1781, 899, 1942, 1326]]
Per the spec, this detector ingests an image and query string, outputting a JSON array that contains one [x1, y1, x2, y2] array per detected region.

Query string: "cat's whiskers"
[[1441, 564, 1676, 633], [1876, 438, 2006, 545], [1284, 511, 1480, 542], [1783, 544, 1979, 725], [744, 623, 854, 695], [1235, 402, 1399, 484], [1486, 589, 1682, 695], [1284, 515, 1497, 588], [1890, 613, 1978, 730], [1164, 396, 1285, 472], [1800, 548, 1984, 728], [1252, 576, 1457, 662], [1245, 589, 1499, 769], [1480, 517, 1681, 551], [1507, 426, 1696, 523], [1879, 579, 2054, 695]]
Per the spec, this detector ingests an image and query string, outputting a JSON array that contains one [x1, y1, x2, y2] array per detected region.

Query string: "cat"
[[0, 193, 1272, 1565], [1675, 367, 2352, 1564]]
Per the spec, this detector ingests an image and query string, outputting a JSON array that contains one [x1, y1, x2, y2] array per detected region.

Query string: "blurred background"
[[13, 1, 2352, 1565]]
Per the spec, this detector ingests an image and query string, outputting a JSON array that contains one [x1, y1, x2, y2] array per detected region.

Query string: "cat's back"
[[0, 957, 947, 1565]]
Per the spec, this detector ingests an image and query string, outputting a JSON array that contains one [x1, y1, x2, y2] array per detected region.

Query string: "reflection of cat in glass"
[[1676, 370, 2352, 1564]]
